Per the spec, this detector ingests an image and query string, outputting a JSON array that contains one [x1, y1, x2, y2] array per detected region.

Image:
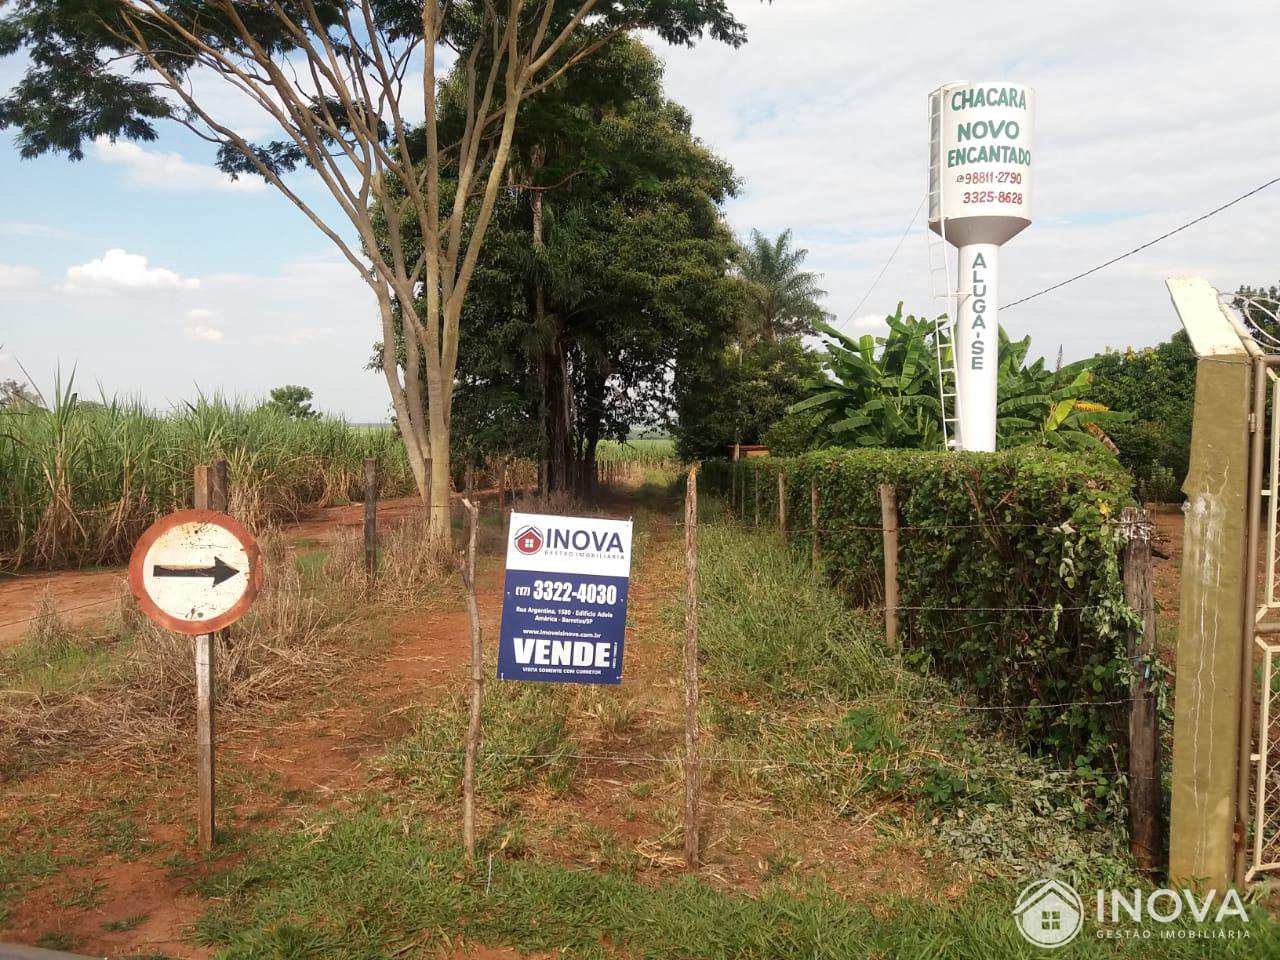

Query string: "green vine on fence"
[[706, 447, 1165, 789]]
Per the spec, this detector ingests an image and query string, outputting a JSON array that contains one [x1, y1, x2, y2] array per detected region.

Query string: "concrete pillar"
[[1166, 276, 1254, 888]]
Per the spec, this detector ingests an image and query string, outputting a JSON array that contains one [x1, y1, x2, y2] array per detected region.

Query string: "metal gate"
[[1229, 292, 1280, 883]]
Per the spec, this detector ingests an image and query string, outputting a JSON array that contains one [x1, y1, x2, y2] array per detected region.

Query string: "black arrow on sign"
[[152, 556, 241, 587]]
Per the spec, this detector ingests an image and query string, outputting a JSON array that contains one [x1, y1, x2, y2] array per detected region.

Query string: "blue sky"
[[3, 0, 1279, 420]]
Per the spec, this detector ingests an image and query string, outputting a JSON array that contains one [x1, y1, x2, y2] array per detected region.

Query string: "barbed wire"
[[389, 743, 1161, 785], [0, 594, 123, 631]]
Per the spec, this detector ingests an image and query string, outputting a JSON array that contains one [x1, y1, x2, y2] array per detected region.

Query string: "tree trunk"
[[538, 347, 572, 493], [559, 345, 575, 492], [577, 366, 607, 498], [428, 423, 451, 540]]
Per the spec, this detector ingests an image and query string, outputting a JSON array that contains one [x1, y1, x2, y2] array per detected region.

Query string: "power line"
[[1003, 174, 1280, 311], [842, 194, 926, 326]]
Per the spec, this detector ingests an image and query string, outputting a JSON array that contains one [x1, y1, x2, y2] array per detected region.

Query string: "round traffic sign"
[[128, 509, 263, 635]]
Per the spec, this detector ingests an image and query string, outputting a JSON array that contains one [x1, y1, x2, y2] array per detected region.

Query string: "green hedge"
[[705, 448, 1153, 781]]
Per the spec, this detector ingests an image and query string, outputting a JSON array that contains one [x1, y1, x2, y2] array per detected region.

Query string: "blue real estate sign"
[[497, 512, 633, 685]]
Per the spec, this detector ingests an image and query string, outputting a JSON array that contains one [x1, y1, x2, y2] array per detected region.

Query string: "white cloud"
[[65, 249, 200, 293], [183, 308, 224, 343], [256, 326, 333, 346], [849, 313, 887, 331], [91, 138, 265, 193], [184, 324, 225, 343], [0, 264, 40, 288]]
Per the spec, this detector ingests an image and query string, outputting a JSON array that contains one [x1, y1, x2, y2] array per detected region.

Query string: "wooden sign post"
[[128, 463, 261, 852], [683, 466, 701, 869]]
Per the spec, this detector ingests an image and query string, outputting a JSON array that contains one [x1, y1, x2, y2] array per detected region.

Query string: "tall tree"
[[1087, 333, 1197, 500], [737, 228, 830, 341], [263, 385, 320, 420], [673, 337, 822, 460], [0, 1, 749, 540], [383, 36, 740, 492]]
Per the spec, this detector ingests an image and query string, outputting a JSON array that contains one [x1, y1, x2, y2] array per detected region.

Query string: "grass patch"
[[89, 797, 155, 861], [383, 684, 576, 803], [692, 520, 1135, 886], [194, 806, 1274, 959], [0, 816, 69, 925], [103, 912, 149, 932], [694, 524, 905, 701]]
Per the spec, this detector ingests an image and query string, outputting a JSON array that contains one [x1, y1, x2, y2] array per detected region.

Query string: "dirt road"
[[0, 498, 427, 647]]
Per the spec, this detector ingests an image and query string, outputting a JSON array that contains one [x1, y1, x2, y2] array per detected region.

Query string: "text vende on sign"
[[497, 511, 633, 685]]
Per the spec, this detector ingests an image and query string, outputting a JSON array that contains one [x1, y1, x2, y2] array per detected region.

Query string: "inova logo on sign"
[[1014, 878, 1084, 948], [542, 526, 626, 556], [514, 525, 543, 555]]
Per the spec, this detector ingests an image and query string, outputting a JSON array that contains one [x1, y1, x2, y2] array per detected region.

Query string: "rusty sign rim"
[[128, 508, 263, 636]]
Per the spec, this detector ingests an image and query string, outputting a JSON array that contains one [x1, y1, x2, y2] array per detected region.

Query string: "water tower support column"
[[956, 243, 1000, 452]]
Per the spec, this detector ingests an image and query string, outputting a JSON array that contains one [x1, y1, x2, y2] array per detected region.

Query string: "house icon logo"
[[514, 525, 544, 556], [1014, 878, 1084, 948]]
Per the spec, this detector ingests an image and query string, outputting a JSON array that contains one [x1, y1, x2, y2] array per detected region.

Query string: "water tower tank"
[[928, 81, 1035, 451]]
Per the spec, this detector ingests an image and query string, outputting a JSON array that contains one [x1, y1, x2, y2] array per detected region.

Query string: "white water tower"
[[928, 82, 1035, 451]]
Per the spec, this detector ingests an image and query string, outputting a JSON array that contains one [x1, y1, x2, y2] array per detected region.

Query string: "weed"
[[89, 801, 153, 860], [103, 912, 150, 932], [35, 931, 79, 951], [58, 876, 107, 910], [692, 520, 1137, 886], [0, 560, 345, 774]]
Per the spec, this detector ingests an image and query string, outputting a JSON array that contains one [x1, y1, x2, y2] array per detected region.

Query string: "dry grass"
[[0, 512, 462, 780], [0, 559, 340, 778], [321, 512, 456, 604]]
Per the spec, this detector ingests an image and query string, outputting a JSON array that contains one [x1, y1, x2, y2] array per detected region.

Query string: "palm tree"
[[737, 229, 831, 342]]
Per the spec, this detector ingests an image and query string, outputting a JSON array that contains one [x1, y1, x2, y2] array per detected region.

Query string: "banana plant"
[[995, 330, 1129, 453], [791, 306, 1127, 452], [789, 304, 946, 450]]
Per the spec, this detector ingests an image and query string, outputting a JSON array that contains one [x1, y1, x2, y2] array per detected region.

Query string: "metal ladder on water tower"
[[926, 208, 962, 449], [927, 90, 961, 448]]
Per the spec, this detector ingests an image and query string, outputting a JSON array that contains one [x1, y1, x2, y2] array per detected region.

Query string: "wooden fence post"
[[777, 469, 787, 538], [879, 483, 899, 649], [191, 461, 226, 852], [460, 498, 483, 861], [754, 469, 761, 528], [363, 457, 378, 585], [209, 458, 229, 514], [810, 481, 819, 575], [683, 466, 701, 870], [731, 443, 740, 517], [1123, 506, 1163, 872]]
